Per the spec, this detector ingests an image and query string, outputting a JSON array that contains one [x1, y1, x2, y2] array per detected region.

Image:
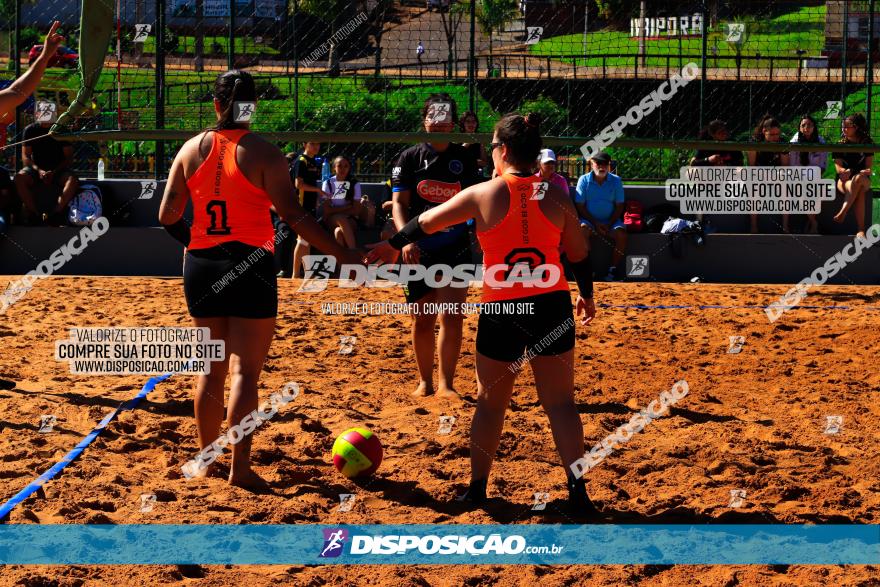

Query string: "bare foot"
[[833, 209, 846, 223], [856, 231, 867, 240], [412, 380, 434, 397], [437, 384, 461, 400], [229, 468, 272, 492]]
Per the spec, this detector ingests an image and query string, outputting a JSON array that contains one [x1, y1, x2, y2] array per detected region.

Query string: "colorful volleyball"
[[332, 427, 383, 478]]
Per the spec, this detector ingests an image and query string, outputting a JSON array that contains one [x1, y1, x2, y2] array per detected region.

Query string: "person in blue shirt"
[[574, 151, 627, 281]]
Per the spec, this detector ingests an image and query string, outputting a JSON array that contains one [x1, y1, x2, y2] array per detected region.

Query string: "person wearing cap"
[[574, 151, 626, 282], [536, 148, 570, 195]]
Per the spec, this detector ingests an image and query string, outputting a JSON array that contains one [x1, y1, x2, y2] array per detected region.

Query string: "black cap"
[[590, 151, 611, 164]]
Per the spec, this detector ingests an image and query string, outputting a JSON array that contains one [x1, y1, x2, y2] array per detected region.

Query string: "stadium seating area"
[[0, 179, 877, 284]]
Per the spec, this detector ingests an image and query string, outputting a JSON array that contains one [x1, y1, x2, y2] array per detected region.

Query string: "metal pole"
[[293, 0, 298, 131], [155, 0, 165, 180], [156, 0, 165, 179], [13, 0, 21, 171], [583, 0, 588, 60], [842, 0, 849, 107], [638, 0, 646, 67], [228, 0, 235, 69], [867, 0, 875, 131], [469, 0, 475, 112], [699, 0, 708, 129]]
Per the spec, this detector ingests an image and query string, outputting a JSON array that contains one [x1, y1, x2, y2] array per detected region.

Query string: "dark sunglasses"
[[490, 142, 503, 151]]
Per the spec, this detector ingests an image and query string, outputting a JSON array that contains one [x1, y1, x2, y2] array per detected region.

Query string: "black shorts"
[[183, 241, 278, 318], [403, 234, 473, 304], [476, 290, 575, 362]]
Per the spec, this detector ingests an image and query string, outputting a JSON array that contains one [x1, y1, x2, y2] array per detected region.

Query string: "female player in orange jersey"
[[159, 70, 358, 490], [368, 112, 600, 517]]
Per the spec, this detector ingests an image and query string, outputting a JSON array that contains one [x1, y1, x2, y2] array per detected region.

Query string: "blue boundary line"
[[0, 372, 173, 521], [284, 298, 880, 311]]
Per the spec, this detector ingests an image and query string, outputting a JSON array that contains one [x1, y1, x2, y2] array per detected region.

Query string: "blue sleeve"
[[574, 176, 587, 204], [614, 178, 625, 203], [391, 150, 413, 192]]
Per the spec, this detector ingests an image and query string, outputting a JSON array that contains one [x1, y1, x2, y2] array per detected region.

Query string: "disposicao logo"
[[320, 528, 348, 558]]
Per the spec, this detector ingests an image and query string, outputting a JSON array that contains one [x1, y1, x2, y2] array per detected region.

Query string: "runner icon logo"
[[626, 256, 649, 278], [320, 528, 348, 558]]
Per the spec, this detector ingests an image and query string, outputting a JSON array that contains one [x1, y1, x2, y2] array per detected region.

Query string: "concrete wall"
[[1, 180, 877, 284]]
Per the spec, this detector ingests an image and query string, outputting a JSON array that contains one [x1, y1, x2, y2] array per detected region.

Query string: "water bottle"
[[321, 158, 331, 184], [97, 159, 105, 181]]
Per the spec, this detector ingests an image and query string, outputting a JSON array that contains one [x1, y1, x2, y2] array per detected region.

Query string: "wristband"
[[570, 254, 594, 299], [162, 218, 191, 247], [389, 214, 428, 250]]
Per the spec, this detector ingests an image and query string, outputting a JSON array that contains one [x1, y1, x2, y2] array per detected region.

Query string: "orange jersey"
[[186, 129, 275, 251], [476, 172, 570, 303]]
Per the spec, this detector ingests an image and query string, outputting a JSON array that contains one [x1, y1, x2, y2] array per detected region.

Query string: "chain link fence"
[[0, 0, 877, 182]]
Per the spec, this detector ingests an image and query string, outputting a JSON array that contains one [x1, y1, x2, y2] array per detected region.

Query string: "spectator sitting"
[[535, 148, 570, 195], [747, 115, 790, 233], [14, 119, 78, 226], [0, 166, 14, 234], [789, 115, 828, 234], [575, 150, 627, 282], [690, 119, 744, 167], [832, 113, 873, 239], [320, 155, 362, 249]]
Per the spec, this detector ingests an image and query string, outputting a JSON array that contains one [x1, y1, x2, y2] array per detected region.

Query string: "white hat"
[[539, 148, 557, 163]]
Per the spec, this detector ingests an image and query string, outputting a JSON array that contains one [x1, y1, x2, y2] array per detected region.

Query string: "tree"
[[475, 0, 519, 68], [439, 1, 468, 78], [367, 0, 394, 77]]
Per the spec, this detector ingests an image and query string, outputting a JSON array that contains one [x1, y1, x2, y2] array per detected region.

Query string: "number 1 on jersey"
[[206, 200, 231, 235]]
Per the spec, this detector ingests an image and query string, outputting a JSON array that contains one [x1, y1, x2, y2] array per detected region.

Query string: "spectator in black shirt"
[[832, 113, 873, 238], [690, 119, 744, 167], [291, 142, 330, 278], [747, 115, 790, 233], [14, 121, 77, 225]]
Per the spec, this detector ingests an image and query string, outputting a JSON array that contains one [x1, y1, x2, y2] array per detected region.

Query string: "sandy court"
[[0, 277, 879, 585]]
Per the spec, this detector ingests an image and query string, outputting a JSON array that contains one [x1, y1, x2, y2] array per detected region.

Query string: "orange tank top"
[[476, 172, 570, 303], [186, 129, 275, 252]]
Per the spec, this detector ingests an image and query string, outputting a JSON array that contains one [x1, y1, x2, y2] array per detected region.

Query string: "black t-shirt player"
[[391, 142, 479, 252]]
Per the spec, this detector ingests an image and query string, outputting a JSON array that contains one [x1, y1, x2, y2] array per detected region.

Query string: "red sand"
[[1, 277, 878, 585]]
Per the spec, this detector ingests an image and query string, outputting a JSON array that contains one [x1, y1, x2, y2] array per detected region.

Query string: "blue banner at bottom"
[[0, 525, 877, 565]]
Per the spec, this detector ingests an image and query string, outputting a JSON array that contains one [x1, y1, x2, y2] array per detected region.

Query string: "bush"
[[19, 26, 41, 51], [519, 95, 571, 136]]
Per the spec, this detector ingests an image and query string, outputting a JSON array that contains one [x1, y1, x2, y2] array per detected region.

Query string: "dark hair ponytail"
[[752, 114, 780, 142], [211, 69, 257, 131], [842, 113, 872, 144], [494, 111, 542, 167]]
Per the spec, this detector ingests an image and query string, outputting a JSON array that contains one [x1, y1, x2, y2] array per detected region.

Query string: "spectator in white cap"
[[535, 148, 570, 195]]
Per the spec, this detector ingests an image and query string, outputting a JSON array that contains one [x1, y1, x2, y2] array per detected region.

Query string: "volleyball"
[[331, 427, 383, 479]]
